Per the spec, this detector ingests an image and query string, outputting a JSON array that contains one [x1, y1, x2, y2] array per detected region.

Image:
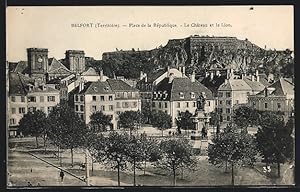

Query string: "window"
[[277, 103, 281, 109], [177, 102, 181, 108], [116, 111, 121, 115], [179, 92, 184, 99], [109, 96, 113, 101], [40, 107, 44, 112], [100, 96, 105, 101], [109, 105, 113, 111], [264, 103, 268, 109], [124, 92, 128, 98], [80, 105, 84, 111], [11, 108, 16, 114], [47, 107, 53, 112], [122, 102, 129, 108], [191, 92, 195, 99], [75, 95, 79, 102], [11, 96, 16, 102], [226, 108, 231, 114], [28, 96, 36, 102], [227, 116, 231, 121], [193, 102, 196, 107], [165, 110, 168, 113], [165, 102, 168, 108], [253, 102, 256, 106], [21, 96, 25, 102], [219, 108, 223, 113], [236, 100, 239, 104], [80, 96, 84, 102], [10, 118, 16, 125], [186, 102, 189, 108], [207, 101, 210, 106], [177, 111, 181, 116], [19, 107, 25, 114], [48, 96, 55, 102], [92, 96, 97, 101], [159, 102, 162, 108], [116, 102, 121, 108], [91, 105, 97, 112], [226, 100, 231, 105], [226, 92, 231, 98], [218, 92, 223, 98], [101, 105, 105, 111], [40, 96, 44, 102], [152, 102, 155, 108], [219, 100, 223, 105], [132, 102, 137, 108], [28, 107, 36, 112], [75, 105, 79, 111]]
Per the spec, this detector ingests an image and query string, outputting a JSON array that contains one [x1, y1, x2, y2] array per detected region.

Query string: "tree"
[[233, 105, 259, 131], [119, 111, 141, 135], [208, 123, 257, 185], [48, 102, 87, 167], [95, 132, 130, 186], [151, 111, 172, 136], [89, 111, 112, 132], [18, 110, 48, 149], [209, 111, 220, 138], [255, 112, 294, 177], [126, 135, 144, 186], [176, 111, 194, 135], [156, 138, 196, 186], [139, 133, 161, 176], [141, 101, 152, 124]]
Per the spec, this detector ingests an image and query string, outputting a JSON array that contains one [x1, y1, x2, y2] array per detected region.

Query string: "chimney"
[[167, 66, 170, 77], [140, 71, 144, 80], [168, 73, 174, 83], [210, 72, 214, 80], [79, 81, 84, 92], [251, 75, 255, 81], [256, 70, 260, 82], [182, 66, 186, 76], [145, 74, 148, 83], [100, 69, 104, 82], [191, 71, 195, 82]]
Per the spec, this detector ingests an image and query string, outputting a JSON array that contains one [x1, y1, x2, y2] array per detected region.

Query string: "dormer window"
[[179, 92, 184, 99], [191, 92, 195, 99]]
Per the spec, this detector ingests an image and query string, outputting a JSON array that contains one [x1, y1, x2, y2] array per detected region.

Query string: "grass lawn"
[[7, 136, 294, 187]]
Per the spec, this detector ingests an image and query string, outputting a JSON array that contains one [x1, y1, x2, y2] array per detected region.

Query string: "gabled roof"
[[9, 61, 29, 74], [145, 68, 166, 83], [48, 58, 72, 74], [78, 81, 113, 95], [81, 67, 99, 76], [107, 79, 139, 92], [9, 72, 31, 95], [255, 78, 294, 97], [218, 79, 252, 91], [243, 77, 266, 92], [154, 77, 214, 101]]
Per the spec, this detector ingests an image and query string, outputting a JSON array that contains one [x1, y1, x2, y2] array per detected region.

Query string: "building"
[[73, 76, 141, 130], [65, 50, 86, 73], [152, 71, 215, 126], [248, 78, 294, 120], [217, 71, 268, 123], [8, 72, 60, 136], [136, 66, 187, 111]]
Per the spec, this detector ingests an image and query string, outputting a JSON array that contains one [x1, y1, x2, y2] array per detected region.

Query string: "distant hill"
[[98, 35, 293, 80]]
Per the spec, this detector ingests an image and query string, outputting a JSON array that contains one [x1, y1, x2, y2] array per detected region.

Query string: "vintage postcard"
[[6, 5, 294, 188]]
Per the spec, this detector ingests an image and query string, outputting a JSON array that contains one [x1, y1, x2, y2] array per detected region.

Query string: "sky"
[[6, 5, 294, 62]]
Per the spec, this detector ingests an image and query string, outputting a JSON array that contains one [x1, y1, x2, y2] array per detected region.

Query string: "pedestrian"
[[27, 181, 32, 187], [59, 170, 65, 182]]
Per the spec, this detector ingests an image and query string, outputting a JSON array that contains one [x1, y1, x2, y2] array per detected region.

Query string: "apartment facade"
[[74, 78, 141, 130]]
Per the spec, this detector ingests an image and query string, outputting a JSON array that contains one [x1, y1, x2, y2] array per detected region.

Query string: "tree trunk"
[[181, 168, 184, 180], [71, 148, 74, 167], [35, 136, 39, 148], [133, 159, 136, 186], [91, 159, 94, 176], [225, 160, 228, 173], [231, 162, 234, 186], [60, 148, 63, 167], [144, 160, 146, 176], [43, 135, 47, 153], [277, 161, 281, 178], [117, 164, 120, 186], [173, 167, 176, 186]]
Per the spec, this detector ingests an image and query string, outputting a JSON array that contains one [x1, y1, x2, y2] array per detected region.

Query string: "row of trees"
[[208, 106, 294, 185]]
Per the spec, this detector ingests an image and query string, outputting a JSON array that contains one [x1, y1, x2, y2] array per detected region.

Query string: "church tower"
[[27, 48, 48, 83], [65, 50, 86, 73]]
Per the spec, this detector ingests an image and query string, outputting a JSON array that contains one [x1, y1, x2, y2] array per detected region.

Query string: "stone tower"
[[65, 50, 86, 73], [27, 48, 48, 83]]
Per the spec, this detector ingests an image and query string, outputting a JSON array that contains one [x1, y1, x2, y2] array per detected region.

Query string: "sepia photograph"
[[6, 5, 294, 188]]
